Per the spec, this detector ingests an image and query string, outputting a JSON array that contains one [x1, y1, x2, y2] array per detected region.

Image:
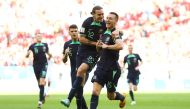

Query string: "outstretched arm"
[[79, 35, 97, 46]]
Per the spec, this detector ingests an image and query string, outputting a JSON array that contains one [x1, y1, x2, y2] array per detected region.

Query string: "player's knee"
[[39, 78, 46, 86], [134, 86, 137, 91], [107, 93, 114, 100], [77, 69, 86, 77], [92, 88, 101, 96]]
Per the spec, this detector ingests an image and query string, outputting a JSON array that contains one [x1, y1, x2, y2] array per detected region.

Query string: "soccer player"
[[26, 33, 52, 109], [123, 44, 143, 105], [62, 24, 88, 109], [90, 12, 126, 109], [60, 5, 106, 109]]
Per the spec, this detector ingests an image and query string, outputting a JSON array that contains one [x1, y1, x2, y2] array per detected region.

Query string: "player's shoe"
[[60, 99, 70, 108], [37, 101, 42, 109], [119, 93, 126, 108], [131, 101, 136, 105]]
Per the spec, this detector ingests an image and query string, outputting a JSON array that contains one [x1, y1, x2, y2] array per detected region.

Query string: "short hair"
[[69, 24, 78, 30], [109, 12, 119, 21], [91, 5, 103, 15]]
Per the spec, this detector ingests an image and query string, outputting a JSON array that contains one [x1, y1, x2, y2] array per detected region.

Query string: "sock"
[[115, 92, 125, 101], [129, 90, 135, 101], [90, 95, 99, 109], [68, 76, 83, 101], [81, 96, 88, 109], [76, 86, 83, 109], [39, 85, 45, 101]]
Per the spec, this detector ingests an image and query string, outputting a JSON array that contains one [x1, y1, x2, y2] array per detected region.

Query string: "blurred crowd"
[[0, 0, 190, 66]]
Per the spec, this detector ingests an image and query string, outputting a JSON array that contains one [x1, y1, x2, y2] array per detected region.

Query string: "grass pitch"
[[0, 93, 189, 109]]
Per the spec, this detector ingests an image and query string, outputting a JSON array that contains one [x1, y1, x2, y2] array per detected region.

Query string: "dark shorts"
[[127, 76, 139, 85], [33, 63, 48, 80], [76, 53, 99, 73], [127, 70, 140, 85], [91, 63, 121, 92]]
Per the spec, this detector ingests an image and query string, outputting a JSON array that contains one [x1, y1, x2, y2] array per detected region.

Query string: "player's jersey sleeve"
[[80, 18, 89, 37], [123, 55, 128, 64], [136, 54, 142, 62], [45, 43, 49, 53], [28, 44, 34, 52]]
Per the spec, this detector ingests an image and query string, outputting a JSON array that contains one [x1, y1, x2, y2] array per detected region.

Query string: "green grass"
[[0, 93, 190, 109]]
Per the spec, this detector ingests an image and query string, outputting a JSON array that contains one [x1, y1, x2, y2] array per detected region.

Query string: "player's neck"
[[37, 41, 42, 43], [72, 39, 78, 42]]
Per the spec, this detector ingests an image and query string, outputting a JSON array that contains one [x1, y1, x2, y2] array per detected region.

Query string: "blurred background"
[[0, 0, 190, 94]]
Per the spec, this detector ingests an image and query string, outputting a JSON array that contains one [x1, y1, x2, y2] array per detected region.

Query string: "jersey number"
[[87, 31, 94, 39]]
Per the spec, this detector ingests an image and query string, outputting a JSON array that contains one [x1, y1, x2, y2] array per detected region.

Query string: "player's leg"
[[70, 66, 88, 109], [90, 82, 103, 109], [131, 77, 139, 105], [61, 63, 89, 108], [80, 71, 89, 109], [39, 64, 48, 104], [34, 74, 42, 108], [75, 63, 89, 109], [107, 67, 126, 108], [75, 55, 98, 109], [128, 82, 136, 105], [33, 65, 43, 108]]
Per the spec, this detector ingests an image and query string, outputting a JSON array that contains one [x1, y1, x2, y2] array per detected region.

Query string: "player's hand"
[[65, 48, 70, 55], [102, 43, 108, 49], [47, 53, 52, 60], [112, 29, 120, 39], [96, 40, 103, 48], [135, 66, 139, 71], [119, 30, 124, 37]]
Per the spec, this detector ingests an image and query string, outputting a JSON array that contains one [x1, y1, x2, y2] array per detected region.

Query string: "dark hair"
[[91, 5, 103, 15], [69, 24, 78, 30], [109, 12, 119, 21]]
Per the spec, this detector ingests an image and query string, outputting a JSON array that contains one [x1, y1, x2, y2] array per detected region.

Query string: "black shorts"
[[76, 53, 99, 73], [91, 63, 121, 92], [127, 76, 139, 85], [127, 70, 140, 85], [33, 63, 48, 80]]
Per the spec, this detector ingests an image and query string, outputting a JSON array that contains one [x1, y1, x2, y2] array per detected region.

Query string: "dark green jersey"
[[28, 42, 49, 64]]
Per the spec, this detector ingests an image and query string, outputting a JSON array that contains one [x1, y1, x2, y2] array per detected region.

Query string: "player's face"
[[36, 34, 42, 42], [69, 28, 78, 40], [128, 45, 133, 53], [106, 14, 117, 29], [93, 9, 104, 22]]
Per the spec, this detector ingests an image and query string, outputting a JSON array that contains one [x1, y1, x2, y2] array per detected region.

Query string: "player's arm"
[[102, 38, 123, 50], [102, 30, 123, 50], [45, 43, 52, 60], [121, 56, 128, 73], [135, 54, 143, 70], [96, 40, 103, 52], [79, 34, 97, 46], [62, 48, 69, 63], [47, 52, 52, 60], [79, 19, 97, 46], [112, 29, 123, 38], [26, 50, 32, 58]]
